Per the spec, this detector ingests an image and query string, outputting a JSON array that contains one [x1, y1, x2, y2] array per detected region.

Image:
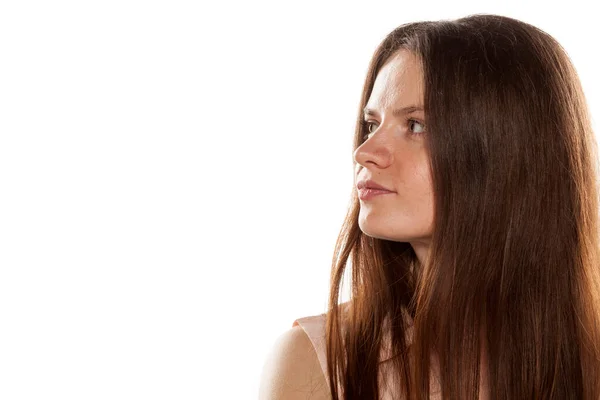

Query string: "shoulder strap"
[[292, 313, 329, 387]]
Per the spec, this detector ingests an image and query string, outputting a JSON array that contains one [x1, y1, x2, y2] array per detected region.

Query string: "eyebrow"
[[363, 105, 424, 118]]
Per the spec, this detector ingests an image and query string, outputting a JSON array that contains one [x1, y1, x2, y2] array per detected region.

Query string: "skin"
[[353, 49, 434, 267]]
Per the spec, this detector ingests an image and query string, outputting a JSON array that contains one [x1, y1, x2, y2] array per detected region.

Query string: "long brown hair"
[[326, 13, 600, 400]]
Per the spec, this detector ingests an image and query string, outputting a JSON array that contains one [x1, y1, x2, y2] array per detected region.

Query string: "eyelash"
[[361, 119, 426, 141]]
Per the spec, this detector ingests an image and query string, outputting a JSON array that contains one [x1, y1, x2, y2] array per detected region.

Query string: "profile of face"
[[353, 49, 434, 266]]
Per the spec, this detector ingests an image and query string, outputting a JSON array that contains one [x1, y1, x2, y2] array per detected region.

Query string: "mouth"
[[358, 187, 395, 200], [356, 179, 395, 193]]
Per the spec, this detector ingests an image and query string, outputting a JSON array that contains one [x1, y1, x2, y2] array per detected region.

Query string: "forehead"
[[367, 49, 424, 109]]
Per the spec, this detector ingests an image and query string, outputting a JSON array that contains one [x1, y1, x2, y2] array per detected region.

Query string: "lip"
[[356, 179, 395, 192], [358, 188, 395, 200]]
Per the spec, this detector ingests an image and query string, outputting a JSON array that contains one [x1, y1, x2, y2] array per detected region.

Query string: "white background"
[[0, 1, 598, 399]]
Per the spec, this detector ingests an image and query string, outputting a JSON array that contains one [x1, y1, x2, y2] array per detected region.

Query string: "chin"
[[358, 222, 393, 241], [359, 221, 418, 243]]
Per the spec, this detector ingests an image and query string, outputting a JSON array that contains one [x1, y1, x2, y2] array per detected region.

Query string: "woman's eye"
[[409, 119, 426, 134], [361, 121, 378, 141], [366, 121, 378, 133], [361, 119, 425, 141]]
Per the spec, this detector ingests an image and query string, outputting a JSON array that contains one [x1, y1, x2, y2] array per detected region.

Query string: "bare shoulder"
[[259, 325, 331, 400]]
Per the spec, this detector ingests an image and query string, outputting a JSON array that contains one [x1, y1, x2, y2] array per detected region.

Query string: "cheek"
[[400, 162, 431, 192], [411, 159, 432, 191]]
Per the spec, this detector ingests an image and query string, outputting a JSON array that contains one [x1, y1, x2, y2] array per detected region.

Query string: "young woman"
[[260, 13, 600, 400]]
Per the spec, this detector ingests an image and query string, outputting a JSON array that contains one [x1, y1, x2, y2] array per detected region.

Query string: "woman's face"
[[353, 49, 434, 266]]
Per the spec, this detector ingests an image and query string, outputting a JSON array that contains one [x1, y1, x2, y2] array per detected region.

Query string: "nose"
[[353, 129, 393, 169]]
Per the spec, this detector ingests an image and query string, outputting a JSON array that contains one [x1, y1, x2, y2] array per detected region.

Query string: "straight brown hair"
[[326, 13, 600, 400]]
